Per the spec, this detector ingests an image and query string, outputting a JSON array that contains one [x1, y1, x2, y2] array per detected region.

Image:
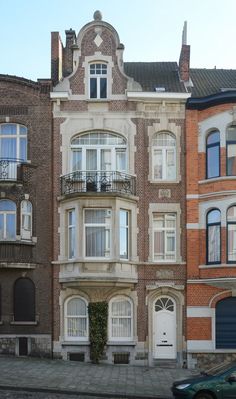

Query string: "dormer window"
[[89, 63, 107, 99]]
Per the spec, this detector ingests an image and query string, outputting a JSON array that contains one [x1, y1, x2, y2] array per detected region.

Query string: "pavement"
[[0, 356, 197, 399]]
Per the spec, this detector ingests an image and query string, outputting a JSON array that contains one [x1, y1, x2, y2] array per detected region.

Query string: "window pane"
[[227, 126, 236, 141], [86, 226, 110, 257], [227, 206, 236, 221], [67, 298, 86, 316], [112, 300, 131, 316], [116, 150, 126, 171], [67, 317, 87, 337], [90, 78, 97, 98], [0, 200, 16, 211], [208, 209, 221, 224], [207, 145, 220, 178], [208, 225, 220, 263], [227, 143, 236, 175], [101, 149, 111, 171], [228, 224, 236, 261], [100, 78, 107, 98], [0, 214, 4, 240], [0, 137, 16, 158], [120, 210, 129, 259], [112, 318, 131, 338], [153, 133, 175, 147], [86, 149, 97, 171], [1, 124, 16, 135], [153, 149, 162, 179], [154, 231, 164, 259], [207, 131, 220, 145], [167, 149, 176, 180], [6, 214, 16, 240]]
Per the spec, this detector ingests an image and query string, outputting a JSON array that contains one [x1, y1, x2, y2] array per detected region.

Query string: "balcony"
[[0, 158, 24, 181], [0, 241, 35, 264], [61, 171, 136, 196]]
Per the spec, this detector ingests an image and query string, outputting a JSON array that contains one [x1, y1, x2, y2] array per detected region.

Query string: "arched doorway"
[[153, 296, 176, 359]]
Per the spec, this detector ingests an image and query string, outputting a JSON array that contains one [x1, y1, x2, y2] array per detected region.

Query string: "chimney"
[[179, 21, 190, 82], [63, 29, 77, 78], [51, 32, 63, 85]]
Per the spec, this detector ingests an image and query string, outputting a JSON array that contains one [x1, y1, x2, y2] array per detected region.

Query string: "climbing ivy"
[[88, 301, 108, 363]]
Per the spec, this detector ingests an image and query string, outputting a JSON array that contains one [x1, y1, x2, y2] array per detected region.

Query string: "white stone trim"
[[127, 92, 190, 101], [187, 340, 214, 351], [186, 223, 199, 229], [187, 307, 213, 317], [186, 194, 199, 199]]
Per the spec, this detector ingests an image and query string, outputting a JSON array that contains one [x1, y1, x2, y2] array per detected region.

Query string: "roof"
[[124, 62, 186, 93], [190, 68, 236, 97]]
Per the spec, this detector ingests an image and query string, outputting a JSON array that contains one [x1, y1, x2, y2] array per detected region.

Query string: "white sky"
[[1, 0, 236, 81]]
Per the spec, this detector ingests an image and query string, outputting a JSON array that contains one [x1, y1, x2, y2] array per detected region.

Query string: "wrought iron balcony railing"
[[61, 170, 136, 196], [0, 158, 24, 181]]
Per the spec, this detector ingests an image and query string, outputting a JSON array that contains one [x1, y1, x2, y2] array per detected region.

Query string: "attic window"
[[154, 87, 166, 92]]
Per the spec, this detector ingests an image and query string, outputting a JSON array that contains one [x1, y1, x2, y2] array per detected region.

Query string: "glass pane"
[[20, 126, 27, 136], [207, 145, 220, 178], [227, 206, 236, 221], [1, 124, 16, 135], [6, 214, 16, 240], [227, 126, 236, 141], [227, 143, 236, 175], [208, 225, 220, 263], [0, 214, 4, 239], [67, 317, 87, 337], [86, 149, 97, 171], [86, 226, 109, 257], [90, 78, 97, 98], [100, 78, 107, 98], [167, 149, 176, 180], [154, 231, 164, 259], [153, 149, 162, 179], [208, 209, 221, 224], [71, 132, 126, 146], [20, 137, 27, 161], [112, 300, 131, 316], [167, 234, 175, 252], [228, 224, 236, 261], [111, 318, 131, 338], [116, 150, 126, 171], [207, 131, 220, 145], [101, 149, 111, 171], [85, 209, 111, 224], [0, 137, 16, 158], [153, 133, 175, 147], [0, 200, 16, 211], [67, 298, 87, 316], [22, 214, 31, 230]]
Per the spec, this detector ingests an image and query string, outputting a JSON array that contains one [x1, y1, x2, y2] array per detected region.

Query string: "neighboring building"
[[51, 11, 189, 366], [186, 73, 236, 369], [0, 75, 52, 357]]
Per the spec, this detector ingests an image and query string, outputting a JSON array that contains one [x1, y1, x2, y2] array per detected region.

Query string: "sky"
[[0, 0, 236, 81]]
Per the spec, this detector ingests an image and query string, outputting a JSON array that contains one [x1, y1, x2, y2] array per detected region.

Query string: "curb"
[[0, 385, 173, 399]]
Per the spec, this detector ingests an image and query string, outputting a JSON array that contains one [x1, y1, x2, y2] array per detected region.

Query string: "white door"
[[154, 297, 176, 359]]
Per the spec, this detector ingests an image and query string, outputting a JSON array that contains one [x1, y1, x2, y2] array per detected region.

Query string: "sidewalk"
[[0, 356, 196, 398]]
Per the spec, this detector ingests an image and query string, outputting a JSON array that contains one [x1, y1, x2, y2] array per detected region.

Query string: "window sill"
[[107, 341, 136, 346], [199, 264, 236, 269], [62, 341, 90, 346], [199, 176, 236, 184], [149, 180, 180, 184], [10, 321, 38, 325], [0, 240, 35, 246], [86, 99, 109, 103]]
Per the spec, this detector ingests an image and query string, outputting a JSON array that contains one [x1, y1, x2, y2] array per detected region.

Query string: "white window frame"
[[68, 209, 75, 260], [109, 296, 133, 342], [89, 63, 107, 99], [0, 199, 16, 241], [84, 208, 111, 259], [64, 296, 88, 341], [20, 200, 32, 241], [153, 213, 176, 262], [152, 132, 176, 181], [119, 209, 129, 260]]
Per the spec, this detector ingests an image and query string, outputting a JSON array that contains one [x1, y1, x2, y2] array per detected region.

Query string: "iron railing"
[[0, 158, 24, 180], [61, 170, 136, 196]]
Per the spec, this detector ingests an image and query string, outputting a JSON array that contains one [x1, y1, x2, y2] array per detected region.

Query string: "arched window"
[[216, 297, 236, 348], [89, 63, 107, 99], [227, 125, 236, 176], [0, 199, 16, 240], [0, 124, 27, 180], [14, 278, 35, 321], [65, 297, 88, 340], [227, 206, 236, 262], [109, 296, 133, 341], [152, 132, 176, 181], [21, 200, 32, 240], [207, 209, 221, 264], [71, 132, 127, 173], [206, 130, 220, 178]]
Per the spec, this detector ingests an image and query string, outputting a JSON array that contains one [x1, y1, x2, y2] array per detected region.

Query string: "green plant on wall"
[[88, 301, 108, 363]]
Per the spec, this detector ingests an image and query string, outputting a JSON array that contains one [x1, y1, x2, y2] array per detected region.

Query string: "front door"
[[154, 297, 176, 359]]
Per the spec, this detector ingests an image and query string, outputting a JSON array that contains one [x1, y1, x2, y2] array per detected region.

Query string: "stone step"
[[153, 359, 178, 368]]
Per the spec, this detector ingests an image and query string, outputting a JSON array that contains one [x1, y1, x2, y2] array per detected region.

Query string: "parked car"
[[171, 362, 236, 399]]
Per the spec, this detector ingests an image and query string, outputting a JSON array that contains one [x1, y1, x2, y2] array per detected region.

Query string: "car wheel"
[[195, 392, 213, 399]]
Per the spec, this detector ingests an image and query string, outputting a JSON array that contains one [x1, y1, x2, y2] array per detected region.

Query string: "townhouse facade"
[[1, 11, 236, 369], [0, 75, 52, 356], [51, 11, 188, 366]]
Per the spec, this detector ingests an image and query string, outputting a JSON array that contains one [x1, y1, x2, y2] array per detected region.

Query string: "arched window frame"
[[206, 209, 221, 264], [152, 132, 176, 181], [227, 205, 236, 263], [21, 200, 32, 240], [109, 296, 133, 342], [70, 131, 127, 173], [226, 125, 236, 176], [89, 62, 107, 99], [0, 199, 16, 241], [14, 278, 35, 322], [206, 130, 220, 179], [64, 296, 89, 341]]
